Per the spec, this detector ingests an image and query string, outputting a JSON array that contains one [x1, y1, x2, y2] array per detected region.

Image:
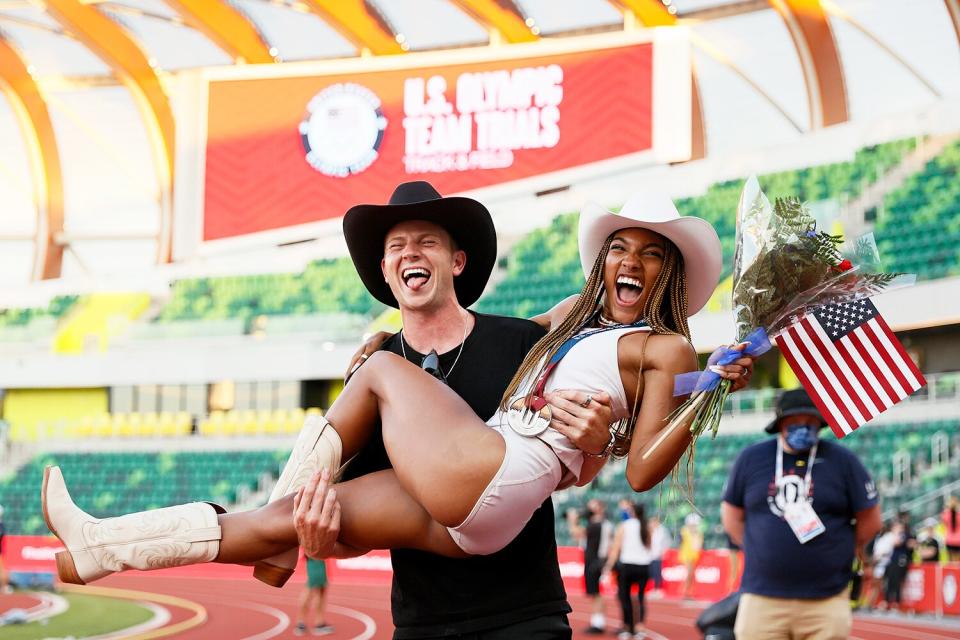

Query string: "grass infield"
[[2, 591, 154, 640]]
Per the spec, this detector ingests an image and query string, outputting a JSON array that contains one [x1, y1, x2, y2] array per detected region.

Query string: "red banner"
[[195, 32, 690, 244]]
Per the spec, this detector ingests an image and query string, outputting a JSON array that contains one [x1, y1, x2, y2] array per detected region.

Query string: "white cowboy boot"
[[253, 414, 343, 587], [42, 466, 223, 585]]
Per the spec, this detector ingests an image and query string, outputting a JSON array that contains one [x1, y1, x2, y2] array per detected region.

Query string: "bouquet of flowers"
[[648, 177, 914, 458]]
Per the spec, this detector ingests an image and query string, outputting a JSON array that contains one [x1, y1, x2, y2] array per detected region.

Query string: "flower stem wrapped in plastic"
[[647, 176, 915, 460]]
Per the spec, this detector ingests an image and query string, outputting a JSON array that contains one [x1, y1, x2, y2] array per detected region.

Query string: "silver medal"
[[506, 397, 552, 437]]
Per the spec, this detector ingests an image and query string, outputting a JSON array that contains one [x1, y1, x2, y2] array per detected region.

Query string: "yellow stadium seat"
[[222, 411, 240, 436], [239, 410, 259, 435], [93, 413, 112, 437], [141, 412, 160, 437], [77, 415, 94, 438], [175, 412, 193, 436]]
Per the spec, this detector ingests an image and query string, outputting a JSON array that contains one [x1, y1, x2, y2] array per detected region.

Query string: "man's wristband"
[[583, 432, 616, 459]]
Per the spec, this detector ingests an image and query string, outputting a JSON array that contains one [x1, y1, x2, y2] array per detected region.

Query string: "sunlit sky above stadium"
[[0, 0, 958, 288]]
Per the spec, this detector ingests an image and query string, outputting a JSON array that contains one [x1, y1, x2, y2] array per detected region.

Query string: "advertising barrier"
[[9, 534, 957, 616]]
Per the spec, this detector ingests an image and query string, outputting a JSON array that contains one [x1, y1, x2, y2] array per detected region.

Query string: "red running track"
[[95, 574, 960, 640]]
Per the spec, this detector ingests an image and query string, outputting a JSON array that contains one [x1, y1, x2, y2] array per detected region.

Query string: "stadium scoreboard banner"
[[172, 29, 691, 255]]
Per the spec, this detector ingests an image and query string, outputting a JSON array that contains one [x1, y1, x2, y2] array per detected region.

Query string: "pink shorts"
[[446, 425, 562, 555]]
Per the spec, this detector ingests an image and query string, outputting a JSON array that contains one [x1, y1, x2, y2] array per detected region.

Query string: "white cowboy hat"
[[578, 192, 722, 316]]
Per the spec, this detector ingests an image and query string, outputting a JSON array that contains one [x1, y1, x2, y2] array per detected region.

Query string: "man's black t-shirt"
[[341, 312, 570, 637], [584, 520, 606, 563]]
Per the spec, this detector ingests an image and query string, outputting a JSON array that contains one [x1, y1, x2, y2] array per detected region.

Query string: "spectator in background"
[[917, 518, 941, 563], [647, 515, 670, 599], [883, 520, 914, 612], [678, 513, 703, 600], [605, 502, 653, 640], [568, 500, 613, 635], [295, 557, 334, 636], [859, 523, 889, 611], [943, 495, 960, 562], [870, 523, 896, 611], [721, 388, 882, 640]]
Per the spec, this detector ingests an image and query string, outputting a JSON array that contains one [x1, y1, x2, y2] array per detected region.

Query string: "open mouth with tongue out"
[[402, 266, 432, 292], [615, 275, 644, 307]]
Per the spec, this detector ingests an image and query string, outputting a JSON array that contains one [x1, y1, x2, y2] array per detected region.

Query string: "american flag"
[[776, 298, 926, 438]]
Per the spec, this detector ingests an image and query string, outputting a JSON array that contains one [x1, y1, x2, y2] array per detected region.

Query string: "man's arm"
[[855, 505, 882, 562], [529, 294, 579, 330], [721, 502, 745, 547], [294, 470, 371, 560]]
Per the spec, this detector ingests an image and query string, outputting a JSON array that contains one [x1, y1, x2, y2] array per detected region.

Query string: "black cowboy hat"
[[764, 388, 828, 434], [343, 181, 497, 308]]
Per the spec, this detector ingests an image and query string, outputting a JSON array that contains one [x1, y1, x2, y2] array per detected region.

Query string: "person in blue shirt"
[[721, 388, 882, 640]]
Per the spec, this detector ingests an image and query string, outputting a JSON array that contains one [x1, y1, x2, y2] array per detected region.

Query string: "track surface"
[[97, 574, 960, 639]]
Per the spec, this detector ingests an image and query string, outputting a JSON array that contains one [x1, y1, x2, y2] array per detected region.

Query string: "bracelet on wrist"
[[583, 432, 616, 459]]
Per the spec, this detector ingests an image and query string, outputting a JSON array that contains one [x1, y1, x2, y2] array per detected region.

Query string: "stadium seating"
[[478, 139, 918, 319], [0, 450, 288, 535], [10, 407, 322, 441], [874, 140, 960, 280], [0, 295, 77, 328], [156, 258, 383, 326]]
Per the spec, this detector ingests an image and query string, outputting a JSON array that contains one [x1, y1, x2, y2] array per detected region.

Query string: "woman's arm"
[[605, 524, 625, 571], [621, 333, 699, 492], [529, 294, 579, 330]]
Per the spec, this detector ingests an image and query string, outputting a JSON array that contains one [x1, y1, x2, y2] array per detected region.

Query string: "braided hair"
[[500, 230, 691, 412]]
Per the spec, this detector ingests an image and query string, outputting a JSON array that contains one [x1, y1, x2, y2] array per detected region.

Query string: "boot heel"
[[56, 551, 85, 585], [253, 561, 294, 588]]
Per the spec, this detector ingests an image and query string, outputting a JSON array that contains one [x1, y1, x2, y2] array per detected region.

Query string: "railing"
[[882, 475, 960, 522], [723, 370, 960, 415]]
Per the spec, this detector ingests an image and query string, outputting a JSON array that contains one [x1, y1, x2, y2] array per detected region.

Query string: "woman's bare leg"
[[215, 470, 465, 563], [324, 351, 506, 528]]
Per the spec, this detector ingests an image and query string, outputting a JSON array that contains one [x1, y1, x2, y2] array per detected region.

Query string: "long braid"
[[500, 236, 612, 410]]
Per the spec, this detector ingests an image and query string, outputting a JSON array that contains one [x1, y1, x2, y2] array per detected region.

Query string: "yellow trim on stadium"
[[163, 0, 275, 64]]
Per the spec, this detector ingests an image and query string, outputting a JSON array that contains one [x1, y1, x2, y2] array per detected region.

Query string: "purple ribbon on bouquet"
[[673, 327, 772, 397]]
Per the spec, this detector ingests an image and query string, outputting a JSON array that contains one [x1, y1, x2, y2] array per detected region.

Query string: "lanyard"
[[776, 436, 818, 499], [525, 320, 648, 411]]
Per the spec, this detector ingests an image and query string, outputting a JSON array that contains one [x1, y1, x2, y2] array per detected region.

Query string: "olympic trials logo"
[[299, 83, 387, 178]]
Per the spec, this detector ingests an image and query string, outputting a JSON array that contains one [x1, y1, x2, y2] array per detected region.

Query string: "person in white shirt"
[[647, 515, 671, 598], [606, 502, 654, 640]]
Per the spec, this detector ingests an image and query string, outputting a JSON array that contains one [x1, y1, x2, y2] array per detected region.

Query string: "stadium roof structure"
[[0, 0, 957, 286]]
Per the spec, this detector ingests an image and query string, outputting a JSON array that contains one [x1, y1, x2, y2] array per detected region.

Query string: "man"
[[917, 518, 941, 563], [295, 557, 334, 636], [721, 388, 882, 640], [568, 499, 613, 634], [296, 181, 616, 639]]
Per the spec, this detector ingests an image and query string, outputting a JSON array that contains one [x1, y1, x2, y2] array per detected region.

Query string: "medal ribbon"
[[525, 320, 648, 411]]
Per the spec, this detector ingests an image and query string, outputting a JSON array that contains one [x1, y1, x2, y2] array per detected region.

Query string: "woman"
[[42, 192, 753, 587], [605, 502, 654, 640], [678, 513, 704, 599]]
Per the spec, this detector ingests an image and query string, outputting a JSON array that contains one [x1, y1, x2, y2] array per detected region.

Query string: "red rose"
[[834, 259, 853, 272]]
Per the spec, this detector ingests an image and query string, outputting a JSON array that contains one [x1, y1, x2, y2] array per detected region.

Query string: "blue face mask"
[[785, 424, 819, 452]]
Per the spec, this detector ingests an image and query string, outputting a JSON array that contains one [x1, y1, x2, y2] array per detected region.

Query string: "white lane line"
[[88, 601, 171, 639], [21, 591, 69, 622], [239, 602, 291, 640], [327, 603, 377, 640]]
